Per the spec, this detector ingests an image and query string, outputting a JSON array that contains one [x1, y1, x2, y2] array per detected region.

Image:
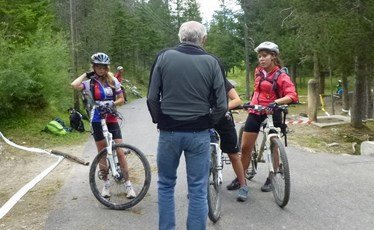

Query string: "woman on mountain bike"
[[71, 52, 136, 199], [227, 42, 298, 194]]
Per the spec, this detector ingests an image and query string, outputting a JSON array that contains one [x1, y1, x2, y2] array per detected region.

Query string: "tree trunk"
[[290, 64, 297, 89], [351, 56, 365, 128], [342, 75, 349, 111], [70, 0, 80, 111], [241, 0, 251, 100], [313, 51, 321, 106], [313, 51, 319, 80], [308, 79, 319, 121], [363, 67, 368, 120], [313, 51, 324, 95], [319, 72, 325, 95], [366, 65, 373, 119]]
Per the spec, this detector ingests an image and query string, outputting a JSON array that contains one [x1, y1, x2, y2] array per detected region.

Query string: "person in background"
[[228, 41, 298, 195], [336, 79, 343, 96], [115, 66, 127, 102], [115, 66, 124, 83], [71, 53, 135, 199], [147, 21, 227, 230]]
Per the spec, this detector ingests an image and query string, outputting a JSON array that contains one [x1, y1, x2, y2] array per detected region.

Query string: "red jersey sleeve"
[[277, 73, 298, 103]]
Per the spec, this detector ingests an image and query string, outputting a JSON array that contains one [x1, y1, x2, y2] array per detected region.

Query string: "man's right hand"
[[86, 71, 95, 79]]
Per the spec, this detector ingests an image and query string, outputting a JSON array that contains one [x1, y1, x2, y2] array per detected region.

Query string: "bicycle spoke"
[[207, 147, 221, 223], [89, 144, 151, 210], [270, 138, 290, 208]]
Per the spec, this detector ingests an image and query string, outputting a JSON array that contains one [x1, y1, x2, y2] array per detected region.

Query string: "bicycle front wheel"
[[89, 143, 151, 210], [207, 146, 221, 223], [269, 137, 290, 208]]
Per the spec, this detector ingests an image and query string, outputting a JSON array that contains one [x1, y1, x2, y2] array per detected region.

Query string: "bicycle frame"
[[207, 129, 227, 223], [91, 105, 120, 179], [245, 105, 283, 174], [262, 113, 282, 174], [210, 143, 224, 184], [210, 129, 234, 181], [242, 103, 291, 207]]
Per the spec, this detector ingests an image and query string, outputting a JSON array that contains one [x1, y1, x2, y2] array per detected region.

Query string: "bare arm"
[[110, 72, 125, 107], [227, 88, 242, 110], [210, 67, 228, 125], [114, 92, 125, 106], [274, 96, 293, 105], [71, 73, 88, 91]]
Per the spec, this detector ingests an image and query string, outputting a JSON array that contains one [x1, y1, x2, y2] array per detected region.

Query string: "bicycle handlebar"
[[231, 105, 244, 110], [242, 103, 288, 112], [94, 103, 120, 118]]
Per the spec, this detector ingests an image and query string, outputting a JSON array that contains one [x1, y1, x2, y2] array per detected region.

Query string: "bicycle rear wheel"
[[89, 143, 151, 210], [269, 137, 290, 208], [207, 146, 221, 223], [238, 125, 258, 180]]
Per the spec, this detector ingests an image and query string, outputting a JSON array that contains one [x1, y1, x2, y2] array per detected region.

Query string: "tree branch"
[[281, 9, 295, 28]]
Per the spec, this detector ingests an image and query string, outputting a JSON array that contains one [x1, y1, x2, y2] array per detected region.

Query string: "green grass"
[[0, 75, 146, 150], [0, 109, 90, 149]]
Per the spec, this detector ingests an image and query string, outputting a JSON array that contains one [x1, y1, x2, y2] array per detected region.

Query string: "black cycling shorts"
[[92, 122, 122, 141], [214, 116, 239, 154], [243, 112, 282, 133]]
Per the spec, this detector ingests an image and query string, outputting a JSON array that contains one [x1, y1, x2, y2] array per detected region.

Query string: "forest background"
[[0, 0, 373, 148]]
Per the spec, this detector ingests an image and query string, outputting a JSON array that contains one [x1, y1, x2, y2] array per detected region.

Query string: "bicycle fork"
[[264, 133, 279, 174], [102, 120, 120, 179], [211, 143, 223, 184]]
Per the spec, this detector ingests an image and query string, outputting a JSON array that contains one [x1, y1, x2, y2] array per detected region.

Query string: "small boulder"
[[360, 141, 374, 156]]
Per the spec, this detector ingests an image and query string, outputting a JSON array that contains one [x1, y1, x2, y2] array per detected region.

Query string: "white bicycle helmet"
[[254, 41, 279, 55], [117, 66, 124, 71], [91, 52, 110, 65]]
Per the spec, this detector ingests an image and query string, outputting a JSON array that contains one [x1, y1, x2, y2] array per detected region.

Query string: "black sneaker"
[[226, 178, 240, 190], [261, 178, 272, 192]]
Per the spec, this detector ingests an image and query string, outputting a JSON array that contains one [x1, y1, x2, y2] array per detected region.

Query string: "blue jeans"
[[157, 130, 210, 230]]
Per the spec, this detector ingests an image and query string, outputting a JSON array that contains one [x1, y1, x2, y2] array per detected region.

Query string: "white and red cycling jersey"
[[81, 76, 123, 123]]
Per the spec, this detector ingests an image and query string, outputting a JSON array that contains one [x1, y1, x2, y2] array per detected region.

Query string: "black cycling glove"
[[267, 102, 279, 112], [86, 71, 95, 79]]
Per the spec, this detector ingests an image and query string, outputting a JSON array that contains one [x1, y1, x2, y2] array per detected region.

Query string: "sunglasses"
[[93, 64, 108, 70]]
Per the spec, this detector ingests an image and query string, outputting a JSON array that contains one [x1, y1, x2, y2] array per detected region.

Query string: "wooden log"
[[51, 150, 89, 166]]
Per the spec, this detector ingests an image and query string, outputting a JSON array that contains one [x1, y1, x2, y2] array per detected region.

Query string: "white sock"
[[125, 180, 132, 187]]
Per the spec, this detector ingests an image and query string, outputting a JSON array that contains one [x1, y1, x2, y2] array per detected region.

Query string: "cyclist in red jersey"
[[115, 66, 124, 83], [227, 41, 298, 194], [115, 66, 127, 102]]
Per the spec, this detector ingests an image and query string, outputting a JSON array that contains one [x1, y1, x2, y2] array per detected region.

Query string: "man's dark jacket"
[[147, 43, 227, 131]]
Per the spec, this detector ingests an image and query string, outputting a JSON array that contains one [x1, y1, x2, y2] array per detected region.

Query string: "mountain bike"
[[207, 129, 231, 222], [238, 104, 290, 208], [88, 104, 151, 210], [122, 79, 142, 98]]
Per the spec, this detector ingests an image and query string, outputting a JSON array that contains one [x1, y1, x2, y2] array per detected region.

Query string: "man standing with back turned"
[[147, 21, 227, 230]]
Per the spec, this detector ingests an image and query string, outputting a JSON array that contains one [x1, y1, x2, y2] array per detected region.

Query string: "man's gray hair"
[[178, 21, 207, 46]]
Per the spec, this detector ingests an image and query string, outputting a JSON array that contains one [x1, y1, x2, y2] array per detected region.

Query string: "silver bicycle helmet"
[[91, 52, 110, 65], [117, 66, 124, 71], [254, 41, 279, 54]]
